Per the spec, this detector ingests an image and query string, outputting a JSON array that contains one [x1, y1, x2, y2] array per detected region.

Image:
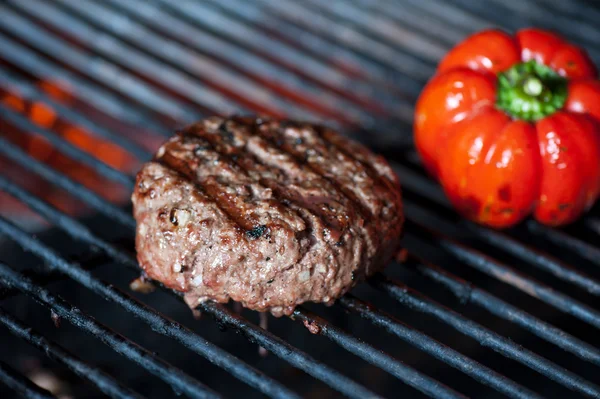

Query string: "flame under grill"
[[0, 0, 600, 398]]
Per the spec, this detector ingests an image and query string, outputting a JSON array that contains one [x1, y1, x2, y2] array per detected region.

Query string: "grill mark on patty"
[[323, 128, 398, 184], [214, 119, 353, 237], [176, 129, 313, 246], [155, 139, 252, 233], [182, 130, 305, 232], [285, 124, 378, 218], [316, 126, 404, 239], [321, 128, 403, 237], [183, 122, 334, 255], [273, 122, 388, 235], [205, 118, 367, 276], [320, 128, 401, 201], [227, 117, 375, 275], [244, 121, 355, 238], [240, 118, 377, 264], [324, 132, 403, 244]]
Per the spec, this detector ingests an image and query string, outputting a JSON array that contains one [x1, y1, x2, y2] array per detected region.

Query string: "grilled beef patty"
[[132, 117, 403, 316]]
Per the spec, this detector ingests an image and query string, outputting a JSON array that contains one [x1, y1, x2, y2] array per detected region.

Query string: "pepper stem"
[[523, 77, 543, 97], [496, 60, 567, 121]]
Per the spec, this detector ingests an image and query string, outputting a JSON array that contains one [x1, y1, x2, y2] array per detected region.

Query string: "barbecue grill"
[[1, 0, 599, 397]]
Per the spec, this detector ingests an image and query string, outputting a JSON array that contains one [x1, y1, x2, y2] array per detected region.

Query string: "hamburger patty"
[[132, 116, 403, 316]]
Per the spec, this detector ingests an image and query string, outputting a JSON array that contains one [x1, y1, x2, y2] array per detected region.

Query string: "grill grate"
[[1, 0, 599, 398]]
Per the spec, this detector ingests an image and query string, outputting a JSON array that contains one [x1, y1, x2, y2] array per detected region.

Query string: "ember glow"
[[0, 80, 140, 223]]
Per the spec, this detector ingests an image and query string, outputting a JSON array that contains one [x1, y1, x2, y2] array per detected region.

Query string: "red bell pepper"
[[415, 29, 600, 228]]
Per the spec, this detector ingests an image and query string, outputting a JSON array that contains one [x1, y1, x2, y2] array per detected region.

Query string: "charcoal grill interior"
[[1, 0, 600, 398]]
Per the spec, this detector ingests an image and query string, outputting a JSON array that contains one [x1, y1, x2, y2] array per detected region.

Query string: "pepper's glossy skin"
[[415, 29, 600, 227]]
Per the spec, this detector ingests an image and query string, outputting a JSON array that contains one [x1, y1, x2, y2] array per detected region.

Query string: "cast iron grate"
[[0, 0, 599, 398]]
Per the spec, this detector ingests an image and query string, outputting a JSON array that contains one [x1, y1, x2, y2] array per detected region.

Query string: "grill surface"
[[0, 0, 599, 398]]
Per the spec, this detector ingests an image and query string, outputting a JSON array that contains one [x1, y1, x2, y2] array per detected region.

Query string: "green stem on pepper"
[[496, 60, 568, 121]]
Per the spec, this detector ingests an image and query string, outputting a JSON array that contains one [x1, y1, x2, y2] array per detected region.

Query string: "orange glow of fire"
[[0, 82, 139, 220]]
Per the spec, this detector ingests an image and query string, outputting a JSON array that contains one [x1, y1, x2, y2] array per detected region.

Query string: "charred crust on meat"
[[278, 120, 298, 130], [193, 144, 210, 155], [218, 122, 235, 143], [246, 225, 267, 239]]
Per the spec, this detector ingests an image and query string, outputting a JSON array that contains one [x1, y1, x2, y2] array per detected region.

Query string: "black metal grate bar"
[[0, 168, 545, 398], [56, 0, 323, 121], [410, 0, 493, 30], [286, 0, 448, 62], [291, 307, 467, 399], [1, 0, 600, 397], [154, 0, 423, 103], [245, 0, 434, 85], [402, 206, 600, 329], [526, 221, 600, 267], [78, 0, 389, 127], [349, 0, 467, 46], [0, 176, 380, 398], [0, 215, 303, 399], [0, 37, 174, 131], [104, 0, 411, 118], [6, 0, 292, 120], [0, 307, 145, 399], [395, 163, 600, 284], [0, 161, 566, 398], [0, 360, 55, 399], [0, 263, 220, 399], [337, 294, 539, 399], [0, 175, 138, 268], [198, 303, 382, 399], [0, 12, 203, 123], [0, 103, 136, 188], [0, 67, 151, 161], [0, 136, 135, 229], [534, 0, 600, 28], [372, 275, 600, 398], [20, 0, 410, 140], [402, 256, 600, 365], [437, 236, 600, 330], [402, 199, 600, 306], [99, 0, 411, 128], [447, 0, 600, 61], [0, 176, 461, 398]]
